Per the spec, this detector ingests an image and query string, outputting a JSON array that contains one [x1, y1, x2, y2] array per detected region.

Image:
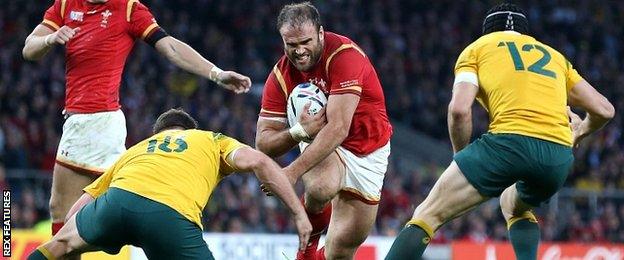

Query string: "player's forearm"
[[256, 128, 300, 157], [64, 193, 94, 222], [23, 34, 54, 61], [253, 158, 306, 216], [287, 122, 347, 179], [159, 37, 220, 82], [448, 111, 472, 153]]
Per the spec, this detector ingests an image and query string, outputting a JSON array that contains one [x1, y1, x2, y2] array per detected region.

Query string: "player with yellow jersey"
[[28, 109, 311, 260], [386, 3, 614, 260]]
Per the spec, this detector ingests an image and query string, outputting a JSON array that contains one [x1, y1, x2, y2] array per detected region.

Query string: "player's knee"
[[306, 181, 337, 205], [499, 189, 516, 221], [326, 241, 358, 260]]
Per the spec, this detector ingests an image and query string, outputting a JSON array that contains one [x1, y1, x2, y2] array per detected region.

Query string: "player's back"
[[103, 129, 243, 228], [456, 31, 583, 146]]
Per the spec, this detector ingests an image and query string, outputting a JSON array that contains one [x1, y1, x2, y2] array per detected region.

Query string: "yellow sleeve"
[[83, 167, 115, 198], [213, 133, 248, 175], [454, 43, 478, 74], [565, 60, 584, 92]]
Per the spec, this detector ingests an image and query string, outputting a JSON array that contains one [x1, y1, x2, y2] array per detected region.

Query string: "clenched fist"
[[46, 26, 81, 45]]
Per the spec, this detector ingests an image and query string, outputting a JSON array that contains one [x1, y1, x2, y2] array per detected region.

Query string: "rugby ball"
[[287, 83, 327, 140]]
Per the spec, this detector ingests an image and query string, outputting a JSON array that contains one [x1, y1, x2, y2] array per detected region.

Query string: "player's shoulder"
[[324, 31, 353, 46], [274, 55, 291, 72], [323, 31, 361, 55], [105, 0, 143, 12], [323, 31, 366, 61]]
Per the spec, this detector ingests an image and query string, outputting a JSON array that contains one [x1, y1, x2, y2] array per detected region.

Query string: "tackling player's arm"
[[567, 80, 615, 146], [448, 80, 479, 153], [226, 147, 312, 250]]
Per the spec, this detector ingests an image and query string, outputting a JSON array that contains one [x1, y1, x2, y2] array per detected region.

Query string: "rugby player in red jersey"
[[22, 0, 251, 236], [256, 2, 392, 259]]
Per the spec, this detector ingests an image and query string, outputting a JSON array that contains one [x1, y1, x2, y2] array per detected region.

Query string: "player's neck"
[[86, 0, 108, 4]]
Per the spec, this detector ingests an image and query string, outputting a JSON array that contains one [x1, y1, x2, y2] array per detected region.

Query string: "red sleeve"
[[260, 69, 287, 118], [127, 0, 160, 40], [327, 48, 367, 96], [42, 0, 64, 31]]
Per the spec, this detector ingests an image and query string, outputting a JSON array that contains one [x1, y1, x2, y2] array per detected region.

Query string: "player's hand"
[[568, 106, 585, 148], [260, 183, 273, 196], [299, 102, 327, 138], [46, 26, 81, 45], [293, 212, 312, 251], [216, 71, 252, 94]]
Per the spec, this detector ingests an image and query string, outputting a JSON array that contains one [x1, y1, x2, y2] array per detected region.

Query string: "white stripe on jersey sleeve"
[[454, 72, 479, 87]]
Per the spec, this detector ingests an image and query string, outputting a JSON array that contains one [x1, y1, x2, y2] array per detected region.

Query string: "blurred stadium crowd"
[[1, 0, 623, 243]]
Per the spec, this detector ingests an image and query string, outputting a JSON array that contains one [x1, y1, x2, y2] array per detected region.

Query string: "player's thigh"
[[301, 150, 345, 203], [515, 136, 574, 207], [74, 188, 129, 255], [413, 161, 488, 229], [44, 206, 100, 257], [324, 193, 378, 258], [133, 202, 213, 259], [49, 164, 97, 218]]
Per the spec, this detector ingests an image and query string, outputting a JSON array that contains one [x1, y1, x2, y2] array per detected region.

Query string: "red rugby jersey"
[[42, 0, 160, 113], [261, 32, 393, 156]]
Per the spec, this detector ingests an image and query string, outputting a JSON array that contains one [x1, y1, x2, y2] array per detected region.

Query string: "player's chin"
[[294, 63, 314, 72]]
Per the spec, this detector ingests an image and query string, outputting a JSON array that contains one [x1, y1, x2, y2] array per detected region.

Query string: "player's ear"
[[318, 26, 324, 41]]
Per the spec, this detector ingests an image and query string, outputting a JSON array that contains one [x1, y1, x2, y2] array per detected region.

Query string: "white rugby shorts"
[[56, 110, 127, 174], [299, 141, 391, 204]]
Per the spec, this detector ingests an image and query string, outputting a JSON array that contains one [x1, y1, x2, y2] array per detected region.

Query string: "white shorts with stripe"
[[56, 110, 127, 175], [299, 141, 391, 204]]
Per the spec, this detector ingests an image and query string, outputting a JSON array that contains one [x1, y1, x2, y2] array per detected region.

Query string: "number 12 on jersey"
[[500, 41, 557, 79]]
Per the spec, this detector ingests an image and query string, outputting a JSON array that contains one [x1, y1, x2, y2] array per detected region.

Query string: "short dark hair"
[[277, 2, 321, 32], [482, 3, 529, 35], [152, 108, 198, 134]]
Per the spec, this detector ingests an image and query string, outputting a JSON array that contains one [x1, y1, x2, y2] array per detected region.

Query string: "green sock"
[[509, 219, 540, 260], [385, 224, 430, 260], [27, 249, 49, 260]]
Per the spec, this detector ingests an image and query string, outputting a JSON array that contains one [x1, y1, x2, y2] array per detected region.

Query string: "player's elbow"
[[247, 152, 271, 172], [448, 102, 471, 121], [327, 121, 349, 140], [255, 138, 276, 157], [597, 98, 615, 121], [22, 43, 38, 61]]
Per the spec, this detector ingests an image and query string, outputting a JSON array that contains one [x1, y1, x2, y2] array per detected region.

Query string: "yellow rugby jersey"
[[455, 31, 584, 146], [83, 129, 246, 229]]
